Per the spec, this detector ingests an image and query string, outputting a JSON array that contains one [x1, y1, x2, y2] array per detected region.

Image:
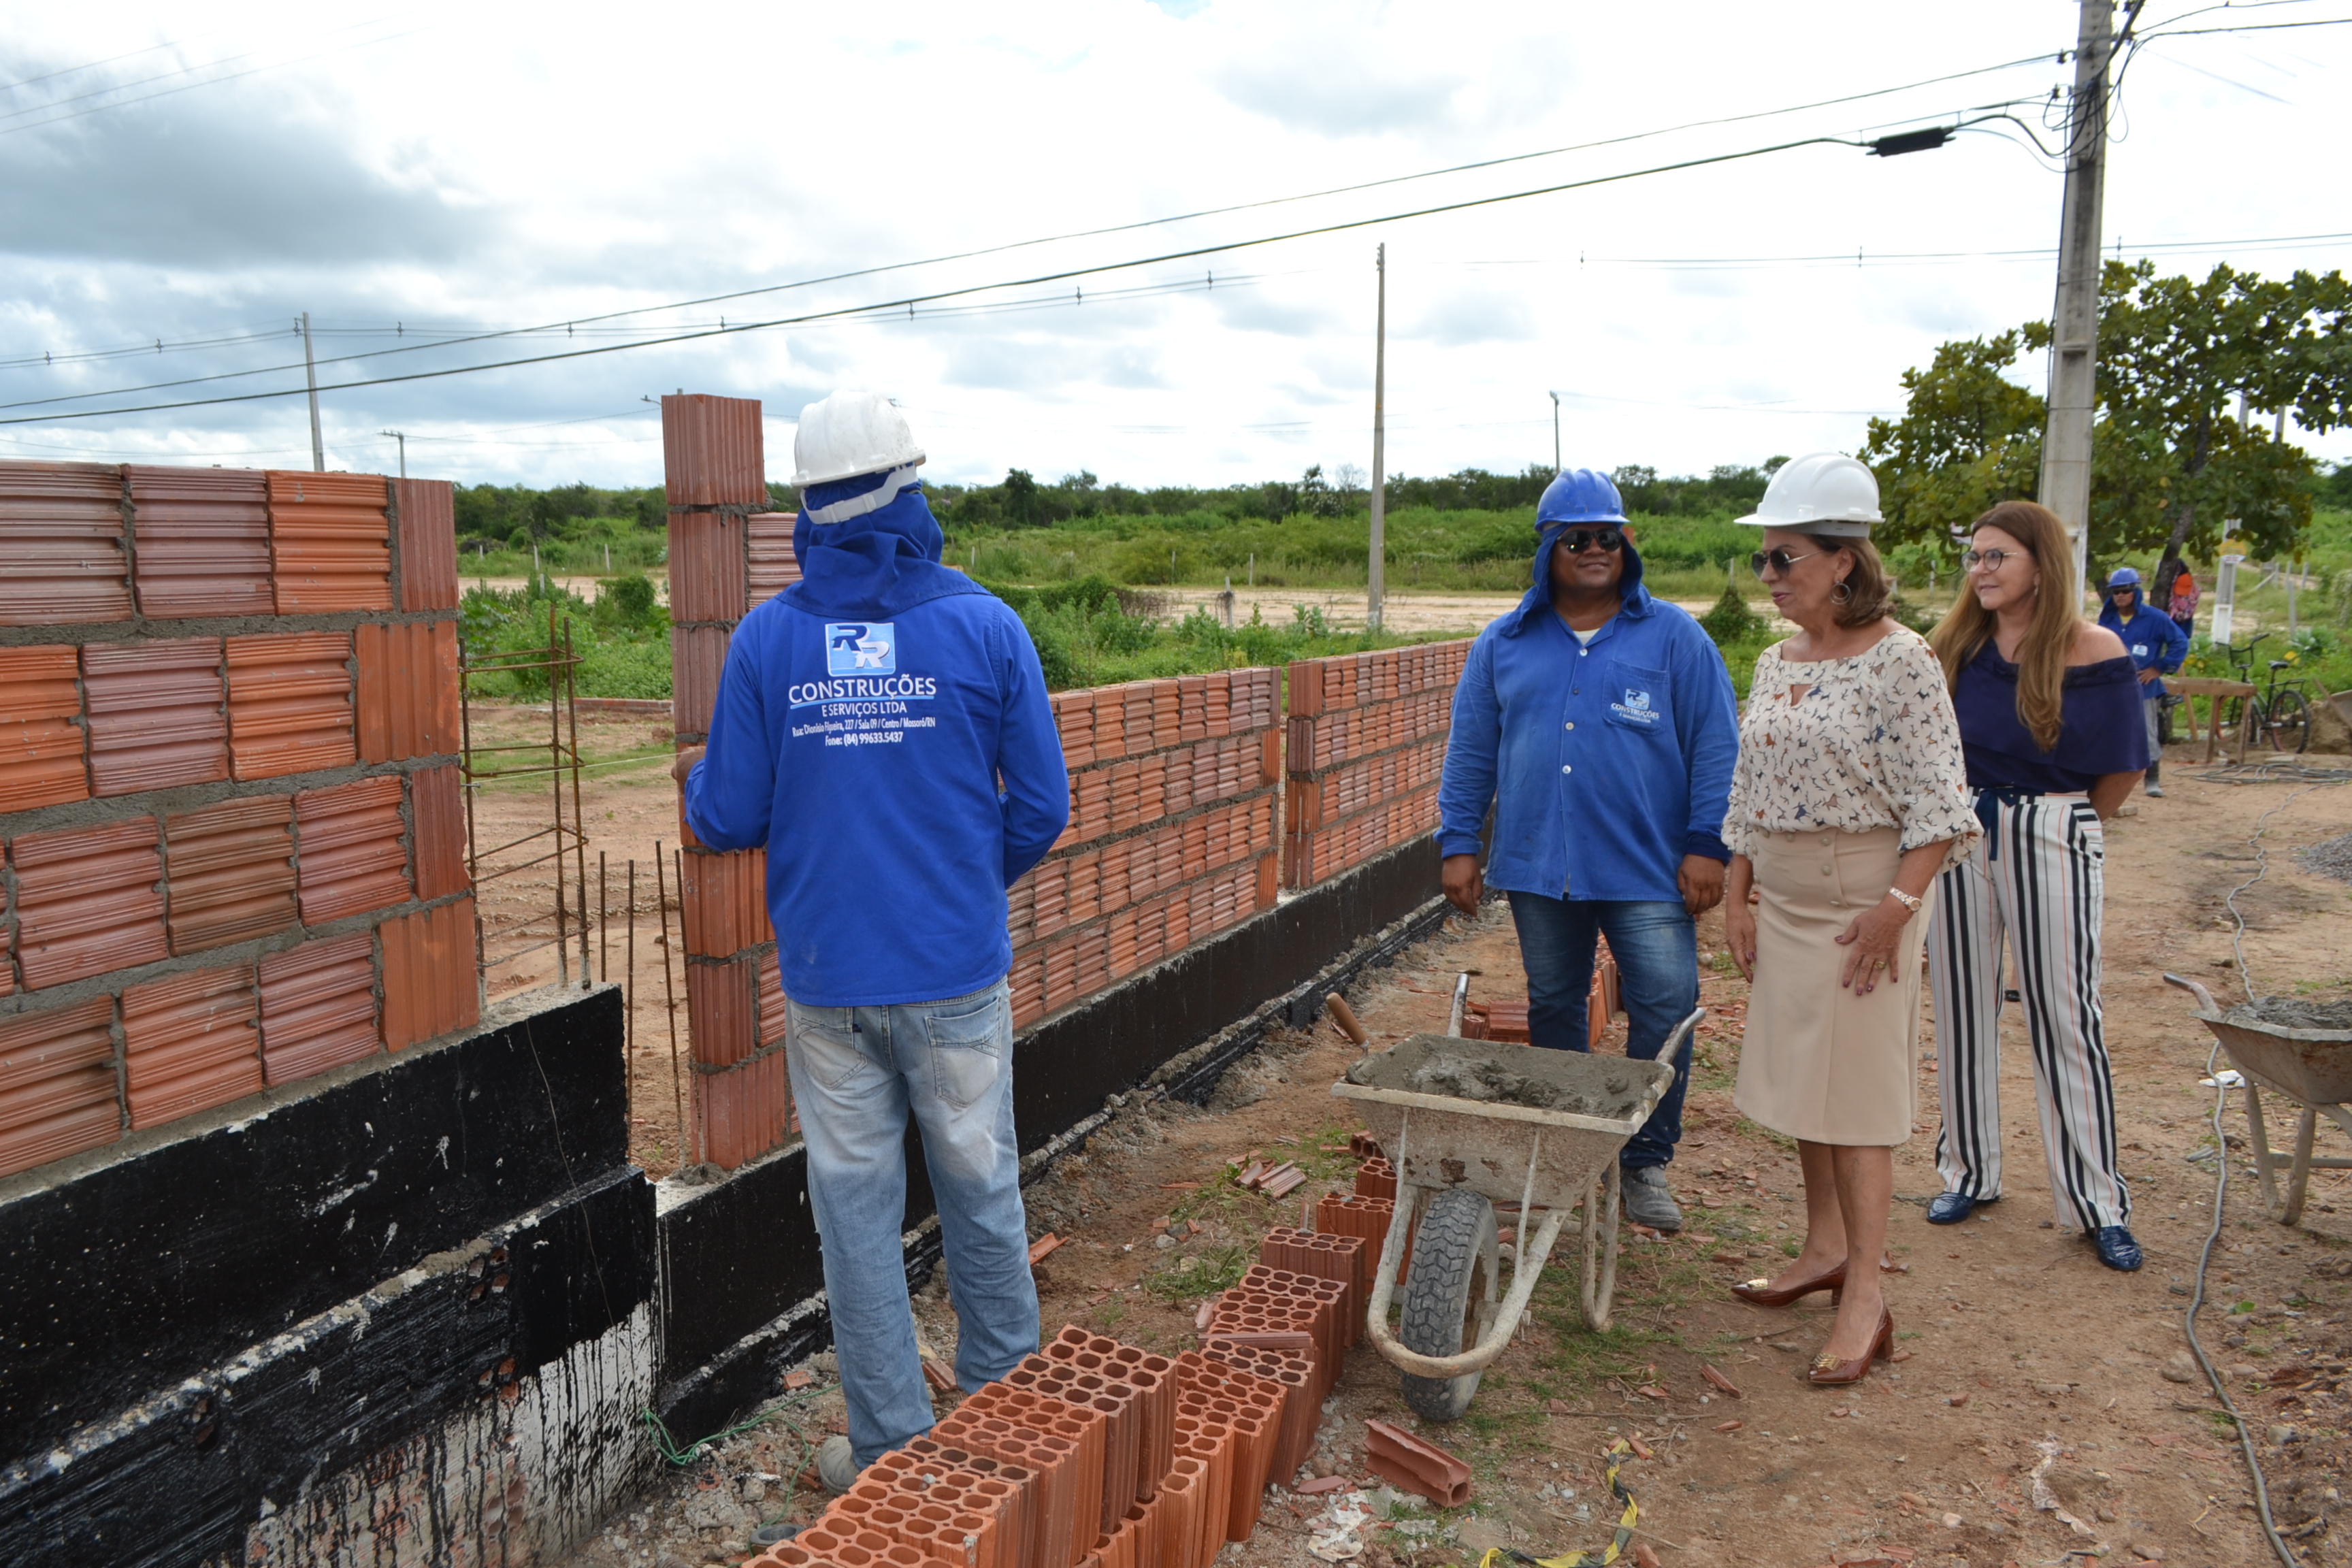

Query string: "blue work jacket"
[[2097, 589, 2188, 698], [1437, 540, 1739, 902]]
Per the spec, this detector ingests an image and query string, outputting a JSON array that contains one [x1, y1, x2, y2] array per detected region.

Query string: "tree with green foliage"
[[1862, 261, 2352, 590]]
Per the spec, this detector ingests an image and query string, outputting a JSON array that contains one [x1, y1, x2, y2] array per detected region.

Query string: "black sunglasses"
[[1552, 527, 1624, 555], [1748, 547, 1820, 578]]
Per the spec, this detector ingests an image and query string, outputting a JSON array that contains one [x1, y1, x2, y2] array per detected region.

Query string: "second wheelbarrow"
[[2164, 973, 2352, 1226], [1331, 1014, 1693, 1421]]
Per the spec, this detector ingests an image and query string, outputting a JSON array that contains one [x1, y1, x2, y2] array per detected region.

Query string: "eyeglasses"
[[1748, 548, 1819, 578], [1963, 549, 2021, 571], [1552, 527, 1623, 555]]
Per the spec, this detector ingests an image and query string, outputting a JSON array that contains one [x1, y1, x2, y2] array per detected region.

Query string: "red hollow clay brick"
[[127, 465, 273, 617], [0, 645, 89, 812], [10, 817, 167, 990], [745, 512, 804, 606], [265, 470, 393, 613], [662, 394, 767, 508], [379, 896, 479, 1051], [355, 620, 460, 762], [225, 632, 356, 779], [258, 932, 378, 1085], [668, 511, 748, 623], [1363, 1419, 1471, 1507], [685, 954, 757, 1068], [121, 962, 260, 1128], [163, 795, 297, 954], [694, 1047, 791, 1171], [391, 478, 459, 611], [81, 638, 229, 798], [681, 847, 768, 958], [0, 996, 119, 1179], [0, 461, 130, 625], [408, 763, 469, 901], [755, 947, 787, 1048], [295, 775, 410, 926], [672, 624, 731, 738]]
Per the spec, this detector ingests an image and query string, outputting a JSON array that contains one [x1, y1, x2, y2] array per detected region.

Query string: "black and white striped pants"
[[1925, 792, 2131, 1230]]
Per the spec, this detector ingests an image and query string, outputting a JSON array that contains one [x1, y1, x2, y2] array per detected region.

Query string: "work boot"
[[816, 1435, 861, 1496], [1620, 1165, 1682, 1232]]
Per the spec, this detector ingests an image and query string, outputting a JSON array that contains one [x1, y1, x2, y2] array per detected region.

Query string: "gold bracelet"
[[1886, 887, 1924, 915]]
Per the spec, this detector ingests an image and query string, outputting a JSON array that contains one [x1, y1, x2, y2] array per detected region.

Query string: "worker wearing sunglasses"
[[1437, 466, 1740, 1237]]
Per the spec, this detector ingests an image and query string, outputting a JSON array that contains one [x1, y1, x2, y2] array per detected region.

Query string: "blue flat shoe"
[[1925, 1192, 1994, 1225], [2091, 1226, 2144, 1271]]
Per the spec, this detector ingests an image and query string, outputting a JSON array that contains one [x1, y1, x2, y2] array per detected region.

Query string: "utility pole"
[[1550, 391, 1561, 474], [1367, 244, 1388, 633], [381, 429, 406, 478], [2038, 0, 2116, 595], [301, 312, 325, 472]]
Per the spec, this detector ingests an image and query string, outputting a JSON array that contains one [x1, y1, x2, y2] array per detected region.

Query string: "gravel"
[[2295, 832, 2352, 883]]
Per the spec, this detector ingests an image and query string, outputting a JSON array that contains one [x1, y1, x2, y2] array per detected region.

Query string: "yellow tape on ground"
[[1475, 1438, 1639, 1567]]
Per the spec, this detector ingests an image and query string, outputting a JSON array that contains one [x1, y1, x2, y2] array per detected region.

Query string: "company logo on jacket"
[[828, 623, 896, 674], [1611, 686, 1660, 725]]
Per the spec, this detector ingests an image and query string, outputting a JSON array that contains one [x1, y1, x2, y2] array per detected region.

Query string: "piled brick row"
[[662, 395, 794, 1171], [1009, 671, 1282, 1030], [0, 461, 475, 1181], [1282, 640, 1471, 889]]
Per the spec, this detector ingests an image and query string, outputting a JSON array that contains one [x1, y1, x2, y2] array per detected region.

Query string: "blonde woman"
[[1923, 500, 2149, 1271], [1721, 454, 1978, 1386]]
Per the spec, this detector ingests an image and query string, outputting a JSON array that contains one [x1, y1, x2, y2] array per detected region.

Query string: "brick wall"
[[1281, 641, 1471, 889], [0, 461, 478, 1181], [1007, 670, 1285, 1030]]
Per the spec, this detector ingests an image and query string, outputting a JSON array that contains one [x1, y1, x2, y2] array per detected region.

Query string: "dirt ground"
[[541, 751, 2352, 1568]]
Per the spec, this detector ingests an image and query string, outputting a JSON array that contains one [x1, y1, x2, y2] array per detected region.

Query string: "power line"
[[3, 130, 1900, 427], [0, 20, 424, 140]]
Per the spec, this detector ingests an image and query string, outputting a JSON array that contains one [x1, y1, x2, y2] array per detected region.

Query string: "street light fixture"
[[380, 429, 406, 478]]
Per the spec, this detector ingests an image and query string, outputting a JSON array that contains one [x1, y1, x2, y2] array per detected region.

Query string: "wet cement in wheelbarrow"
[[2224, 994, 2352, 1032], [1345, 1032, 1654, 1117]]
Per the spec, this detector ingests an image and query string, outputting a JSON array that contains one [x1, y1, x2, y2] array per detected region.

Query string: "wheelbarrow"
[[2164, 974, 2352, 1226], [1330, 1013, 1695, 1421]]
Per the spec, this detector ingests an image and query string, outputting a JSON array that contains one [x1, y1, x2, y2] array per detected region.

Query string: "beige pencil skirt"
[[1733, 826, 1921, 1147]]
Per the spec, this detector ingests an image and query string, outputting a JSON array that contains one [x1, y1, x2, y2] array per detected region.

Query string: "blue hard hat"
[[2106, 566, 2142, 589], [1536, 468, 1628, 527]]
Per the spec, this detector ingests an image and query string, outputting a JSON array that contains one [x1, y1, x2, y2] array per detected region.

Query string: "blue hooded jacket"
[[683, 476, 1069, 1008], [2097, 581, 2188, 698], [1436, 527, 1739, 902]]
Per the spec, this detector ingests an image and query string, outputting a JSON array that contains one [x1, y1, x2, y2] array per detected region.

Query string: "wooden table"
[[2166, 676, 2256, 764]]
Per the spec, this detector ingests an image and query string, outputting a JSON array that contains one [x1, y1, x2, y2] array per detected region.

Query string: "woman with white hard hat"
[[1921, 500, 2148, 1273], [1719, 453, 1979, 1385]]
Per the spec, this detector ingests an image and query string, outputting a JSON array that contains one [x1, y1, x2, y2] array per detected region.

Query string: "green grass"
[[1141, 1239, 1253, 1304]]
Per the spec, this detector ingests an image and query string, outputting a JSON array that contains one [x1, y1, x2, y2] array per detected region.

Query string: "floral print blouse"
[[1724, 626, 1980, 868]]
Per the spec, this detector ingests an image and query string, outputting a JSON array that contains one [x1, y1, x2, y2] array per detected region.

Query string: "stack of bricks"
[[0, 461, 477, 1181], [662, 395, 795, 1171], [758, 1324, 1277, 1568], [1281, 640, 1472, 888], [1005, 670, 1282, 1029]]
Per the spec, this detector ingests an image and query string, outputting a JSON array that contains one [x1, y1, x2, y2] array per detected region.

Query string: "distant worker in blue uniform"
[[2095, 566, 2187, 799], [676, 391, 1069, 1492], [1435, 467, 1741, 1233]]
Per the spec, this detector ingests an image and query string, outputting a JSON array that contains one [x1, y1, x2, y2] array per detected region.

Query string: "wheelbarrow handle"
[[2162, 973, 2220, 1015], [1662, 1007, 1705, 1058]]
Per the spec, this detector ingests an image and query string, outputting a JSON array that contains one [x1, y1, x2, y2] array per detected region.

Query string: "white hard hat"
[[1736, 452, 1882, 537], [791, 391, 926, 488]]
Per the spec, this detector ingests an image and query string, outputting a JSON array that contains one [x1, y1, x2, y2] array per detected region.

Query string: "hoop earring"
[[1831, 580, 1854, 604]]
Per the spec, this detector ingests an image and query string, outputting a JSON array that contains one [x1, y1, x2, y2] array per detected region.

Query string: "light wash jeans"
[[785, 978, 1038, 1466], [1506, 893, 1699, 1172]]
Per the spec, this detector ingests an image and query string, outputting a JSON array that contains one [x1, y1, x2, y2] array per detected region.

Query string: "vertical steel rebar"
[[566, 616, 591, 986], [674, 846, 698, 1169], [599, 851, 608, 986], [459, 631, 485, 981], [655, 841, 685, 1174], [548, 604, 570, 987]]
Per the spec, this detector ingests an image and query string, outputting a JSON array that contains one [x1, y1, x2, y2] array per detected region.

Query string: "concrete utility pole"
[[1550, 391, 1562, 474], [1368, 244, 1388, 632], [2039, 0, 2116, 594], [381, 429, 406, 478], [301, 312, 325, 472]]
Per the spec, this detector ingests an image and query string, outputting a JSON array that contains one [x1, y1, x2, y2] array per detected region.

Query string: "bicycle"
[[2217, 633, 2312, 754]]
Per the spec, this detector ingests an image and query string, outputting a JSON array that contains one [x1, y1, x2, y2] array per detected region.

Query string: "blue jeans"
[[1506, 894, 1697, 1172], [785, 978, 1039, 1466]]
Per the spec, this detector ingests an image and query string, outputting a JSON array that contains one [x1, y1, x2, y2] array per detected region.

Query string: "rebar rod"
[[625, 858, 637, 1144], [674, 847, 698, 1170], [459, 631, 485, 981], [548, 604, 570, 987], [655, 841, 685, 1175], [599, 851, 609, 985], [566, 617, 591, 987]]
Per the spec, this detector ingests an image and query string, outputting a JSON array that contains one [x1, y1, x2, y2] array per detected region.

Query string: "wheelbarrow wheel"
[[1397, 1188, 1501, 1422]]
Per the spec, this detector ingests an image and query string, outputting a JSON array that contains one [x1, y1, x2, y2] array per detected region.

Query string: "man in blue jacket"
[[676, 391, 1069, 1490], [2097, 566, 2187, 798], [1437, 468, 1740, 1232]]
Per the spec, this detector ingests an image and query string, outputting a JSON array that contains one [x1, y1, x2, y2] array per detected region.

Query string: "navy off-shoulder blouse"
[[1952, 642, 2150, 793]]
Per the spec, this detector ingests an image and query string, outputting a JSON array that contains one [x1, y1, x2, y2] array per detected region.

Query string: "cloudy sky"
[[3, 1, 2347, 492]]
